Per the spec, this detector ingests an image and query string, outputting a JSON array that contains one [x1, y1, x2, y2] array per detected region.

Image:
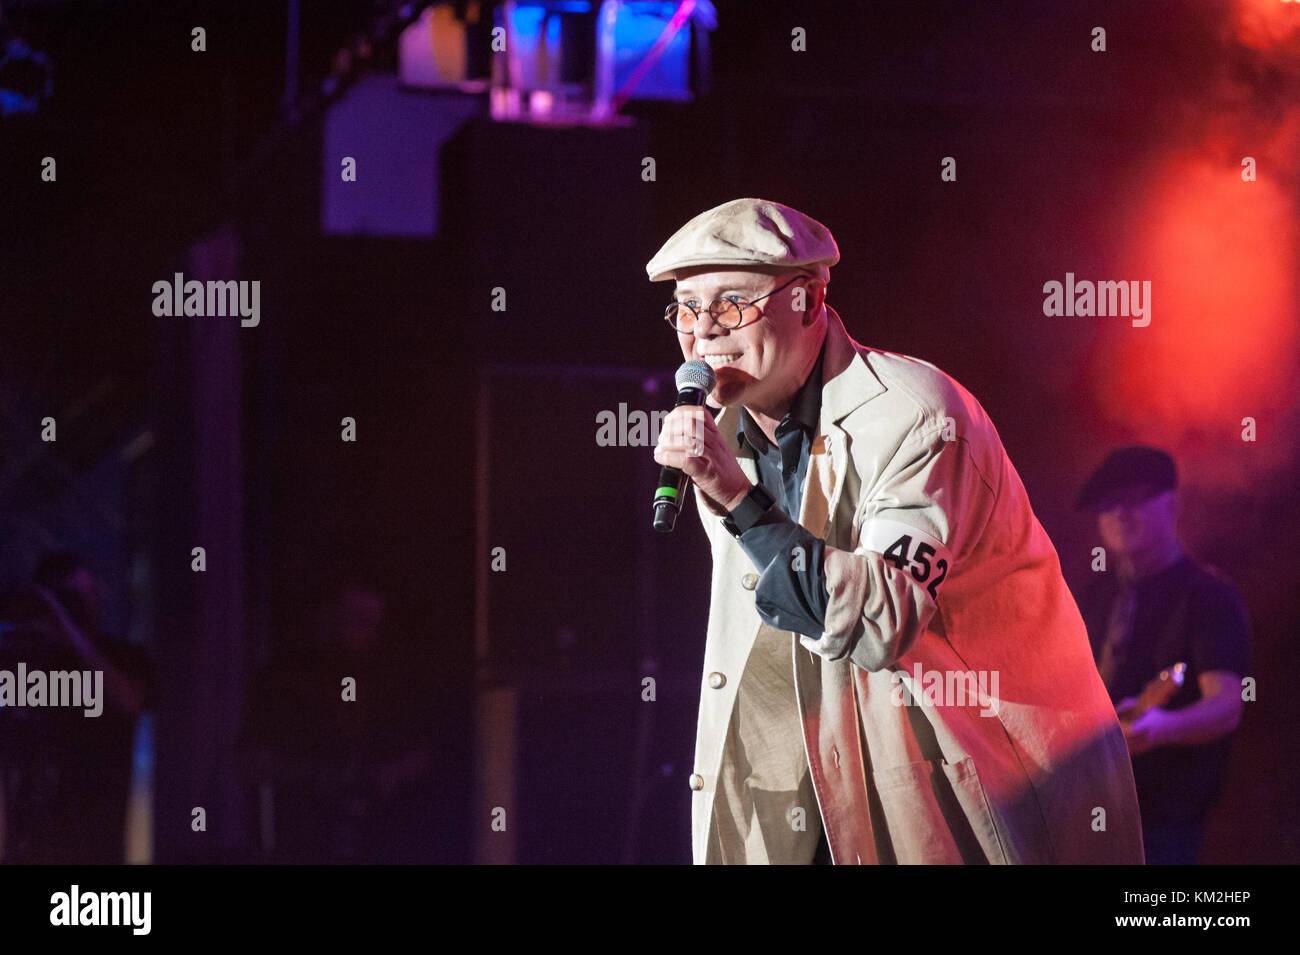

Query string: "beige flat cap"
[[645, 197, 839, 282]]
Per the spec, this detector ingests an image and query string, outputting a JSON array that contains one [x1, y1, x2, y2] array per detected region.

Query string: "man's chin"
[[708, 388, 744, 410], [709, 373, 755, 409]]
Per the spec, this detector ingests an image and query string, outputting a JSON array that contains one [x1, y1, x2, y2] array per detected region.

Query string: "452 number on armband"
[[881, 533, 949, 600]]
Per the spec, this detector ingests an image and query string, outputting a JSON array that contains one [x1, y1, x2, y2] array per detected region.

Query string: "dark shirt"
[[1076, 554, 1251, 826], [731, 339, 831, 638]]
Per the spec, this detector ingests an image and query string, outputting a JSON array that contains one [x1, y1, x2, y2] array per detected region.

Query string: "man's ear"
[[803, 280, 827, 325]]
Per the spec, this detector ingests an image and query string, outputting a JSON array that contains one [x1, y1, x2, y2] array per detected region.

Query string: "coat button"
[[741, 573, 759, 590], [688, 773, 705, 791], [708, 671, 726, 689]]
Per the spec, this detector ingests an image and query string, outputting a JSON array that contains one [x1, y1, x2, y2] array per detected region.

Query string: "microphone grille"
[[675, 359, 717, 394]]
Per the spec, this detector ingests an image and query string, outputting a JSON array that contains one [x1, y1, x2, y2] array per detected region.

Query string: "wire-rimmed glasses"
[[663, 274, 809, 334]]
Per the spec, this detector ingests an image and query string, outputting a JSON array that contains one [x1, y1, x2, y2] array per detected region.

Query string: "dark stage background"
[[1, 0, 1297, 864]]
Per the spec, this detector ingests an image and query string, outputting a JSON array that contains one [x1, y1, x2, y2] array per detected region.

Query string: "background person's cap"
[[645, 197, 839, 283], [1075, 445, 1178, 511]]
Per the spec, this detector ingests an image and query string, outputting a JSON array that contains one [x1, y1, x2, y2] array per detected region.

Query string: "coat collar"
[[818, 304, 886, 430]]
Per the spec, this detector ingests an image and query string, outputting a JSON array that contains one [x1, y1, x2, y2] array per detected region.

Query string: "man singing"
[[649, 198, 1144, 864]]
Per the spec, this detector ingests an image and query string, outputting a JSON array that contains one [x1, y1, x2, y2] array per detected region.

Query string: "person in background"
[[0, 552, 153, 864], [1074, 446, 1251, 864], [240, 580, 437, 863]]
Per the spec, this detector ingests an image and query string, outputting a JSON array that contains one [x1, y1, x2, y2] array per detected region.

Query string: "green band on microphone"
[[655, 486, 678, 499]]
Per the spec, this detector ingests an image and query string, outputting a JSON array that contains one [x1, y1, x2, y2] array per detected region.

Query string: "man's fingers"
[[654, 406, 713, 473], [654, 446, 695, 467], [662, 435, 703, 458], [662, 408, 710, 449]]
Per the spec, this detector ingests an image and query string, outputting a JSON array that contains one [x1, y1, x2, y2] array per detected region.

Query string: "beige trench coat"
[[688, 305, 1145, 864]]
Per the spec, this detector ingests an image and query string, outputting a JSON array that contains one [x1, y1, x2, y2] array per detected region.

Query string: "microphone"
[[652, 359, 717, 533]]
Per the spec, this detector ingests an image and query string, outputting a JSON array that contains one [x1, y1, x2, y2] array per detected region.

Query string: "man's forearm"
[[734, 503, 830, 637], [1158, 692, 1241, 746]]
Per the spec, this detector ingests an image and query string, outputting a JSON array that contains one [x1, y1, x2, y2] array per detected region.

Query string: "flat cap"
[[1075, 445, 1178, 511], [645, 197, 839, 282]]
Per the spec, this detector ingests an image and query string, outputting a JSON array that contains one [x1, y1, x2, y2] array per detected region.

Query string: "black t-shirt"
[[1076, 555, 1251, 826]]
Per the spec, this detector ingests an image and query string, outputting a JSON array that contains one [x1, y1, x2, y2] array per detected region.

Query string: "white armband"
[[859, 517, 954, 603]]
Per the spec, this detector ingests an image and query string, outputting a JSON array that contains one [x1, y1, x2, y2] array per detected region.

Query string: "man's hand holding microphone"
[[652, 359, 752, 530]]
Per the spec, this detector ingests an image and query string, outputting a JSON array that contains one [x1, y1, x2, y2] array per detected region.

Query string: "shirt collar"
[[736, 338, 826, 452]]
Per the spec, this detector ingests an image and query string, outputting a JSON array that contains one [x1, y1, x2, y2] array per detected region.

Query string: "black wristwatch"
[[721, 483, 775, 538]]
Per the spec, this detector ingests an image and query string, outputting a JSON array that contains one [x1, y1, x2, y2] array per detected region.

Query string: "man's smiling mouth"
[[701, 353, 741, 369]]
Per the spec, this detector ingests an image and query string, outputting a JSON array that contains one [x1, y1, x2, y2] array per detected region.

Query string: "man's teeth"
[[703, 354, 740, 368]]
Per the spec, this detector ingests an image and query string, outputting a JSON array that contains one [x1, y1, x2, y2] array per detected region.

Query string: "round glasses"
[[663, 274, 809, 334]]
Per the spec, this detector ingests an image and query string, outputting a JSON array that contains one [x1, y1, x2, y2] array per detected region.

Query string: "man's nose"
[[692, 308, 729, 340]]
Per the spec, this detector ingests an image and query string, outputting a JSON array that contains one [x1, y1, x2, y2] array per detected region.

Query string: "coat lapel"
[[800, 305, 885, 542]]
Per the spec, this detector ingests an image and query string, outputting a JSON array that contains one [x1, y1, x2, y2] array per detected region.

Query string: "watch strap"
[[722, 484, 776, 538]]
